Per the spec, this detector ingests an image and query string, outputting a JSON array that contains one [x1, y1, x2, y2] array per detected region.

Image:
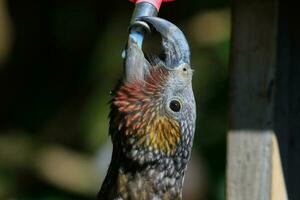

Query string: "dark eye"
[[169, 100, 181, 112]]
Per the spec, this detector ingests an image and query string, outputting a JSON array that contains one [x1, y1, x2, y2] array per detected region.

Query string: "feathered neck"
[[98, 66, 188, 200]]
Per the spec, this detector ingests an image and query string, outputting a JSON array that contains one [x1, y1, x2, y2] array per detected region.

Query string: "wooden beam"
[[227, 0, 287, 199], [227, 131, 273, 199]]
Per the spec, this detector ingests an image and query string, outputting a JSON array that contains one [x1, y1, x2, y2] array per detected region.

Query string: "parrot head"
[[99, 16, 196, 200]]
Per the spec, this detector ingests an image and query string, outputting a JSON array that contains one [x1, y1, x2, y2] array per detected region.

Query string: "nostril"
[[183, 67, 187, 72]]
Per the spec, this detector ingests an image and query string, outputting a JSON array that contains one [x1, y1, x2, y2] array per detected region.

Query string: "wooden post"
[[227, 0, 288, 199]]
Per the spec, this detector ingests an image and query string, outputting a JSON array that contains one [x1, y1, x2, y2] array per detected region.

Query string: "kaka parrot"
[[98, 16, 196, 200]]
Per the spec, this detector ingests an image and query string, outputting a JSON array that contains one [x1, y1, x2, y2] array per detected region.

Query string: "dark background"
[[0, 0, 230, 199]]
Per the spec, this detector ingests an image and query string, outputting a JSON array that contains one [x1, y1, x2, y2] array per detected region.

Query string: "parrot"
[[98, 16, 196, 200]]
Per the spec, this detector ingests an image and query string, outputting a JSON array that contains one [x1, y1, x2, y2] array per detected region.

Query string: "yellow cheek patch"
[[113, 99, 181, 156], [115, 112, 181, 156], [146, 116, 180, 156]]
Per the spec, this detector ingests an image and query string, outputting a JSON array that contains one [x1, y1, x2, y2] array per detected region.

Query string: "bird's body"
[[98, 17, 196, 200]]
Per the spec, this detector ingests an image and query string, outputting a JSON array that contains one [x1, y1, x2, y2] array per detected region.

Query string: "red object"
[[129, 0, 174, 11]]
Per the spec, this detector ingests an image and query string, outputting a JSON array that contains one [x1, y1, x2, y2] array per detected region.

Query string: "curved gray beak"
[[141, 16, 191, 69]]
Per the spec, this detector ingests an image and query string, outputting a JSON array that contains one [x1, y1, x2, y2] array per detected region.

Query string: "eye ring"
[[169, 99, 182, 112]]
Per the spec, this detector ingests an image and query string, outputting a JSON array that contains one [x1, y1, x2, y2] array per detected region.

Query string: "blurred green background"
[[0, 0, 230, 199]]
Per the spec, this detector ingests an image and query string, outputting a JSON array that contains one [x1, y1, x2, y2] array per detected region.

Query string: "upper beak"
[[140, 16, 191, 69], [124, 16, 191, 83]]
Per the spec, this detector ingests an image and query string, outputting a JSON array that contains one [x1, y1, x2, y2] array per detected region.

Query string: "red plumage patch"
[[112, 67, 181, 155]]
